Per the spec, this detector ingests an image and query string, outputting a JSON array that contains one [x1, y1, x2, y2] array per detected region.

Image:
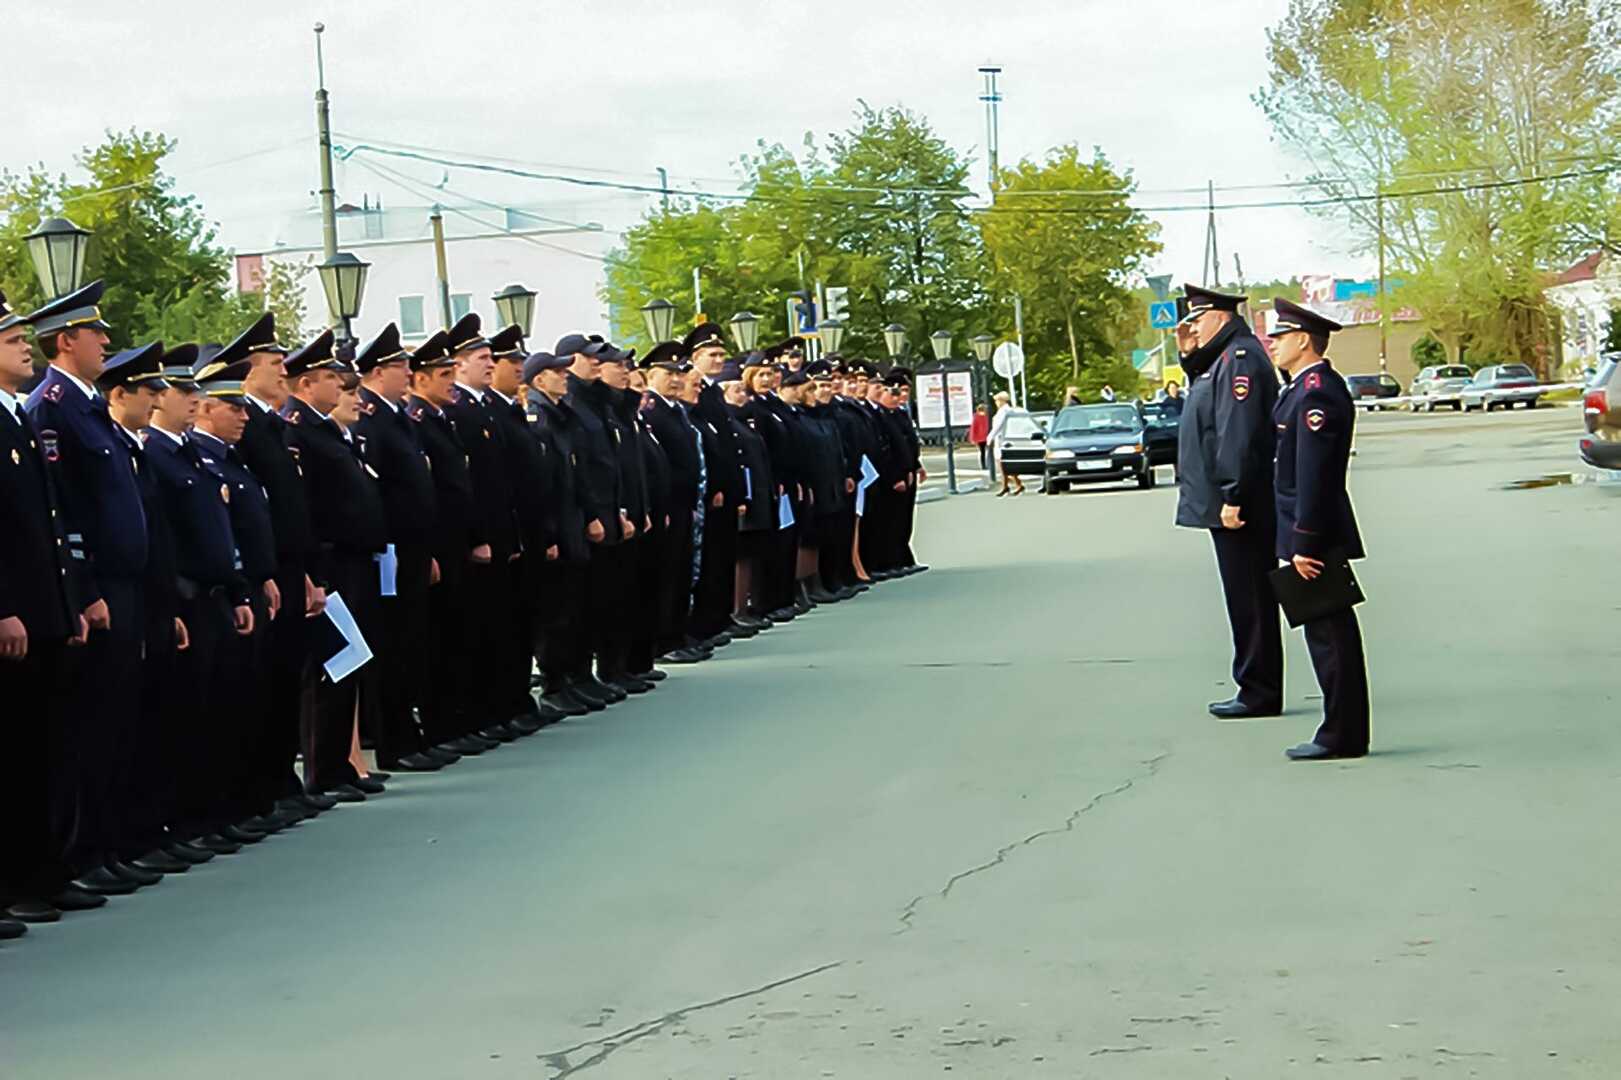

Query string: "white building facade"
[[1547, 252, 1619, 373], [235, 201, 615, 349]]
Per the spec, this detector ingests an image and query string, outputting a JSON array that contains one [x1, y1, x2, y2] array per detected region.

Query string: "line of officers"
[[0, 280, 927, 938]]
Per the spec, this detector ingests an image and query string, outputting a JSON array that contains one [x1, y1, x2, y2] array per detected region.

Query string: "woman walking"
[[989, 391, 1025, 496]]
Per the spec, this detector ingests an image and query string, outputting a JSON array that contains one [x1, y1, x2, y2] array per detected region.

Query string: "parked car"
[[1041, 403, 1155, 493], [1407, 364, 1473, 411], [1461, 364, 1542, 411], [1580, 353, 1621, 470], [1345, 372, 1403, 409], [996, 411, 1049, 478], [1138, 401, 1181, 467]]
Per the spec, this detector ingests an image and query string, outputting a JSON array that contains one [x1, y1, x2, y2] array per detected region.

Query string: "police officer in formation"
[[0, 289, 928, 941]]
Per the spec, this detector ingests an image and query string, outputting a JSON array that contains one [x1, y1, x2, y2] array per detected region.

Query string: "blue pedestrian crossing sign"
[[1148, 301, 1178, 329]]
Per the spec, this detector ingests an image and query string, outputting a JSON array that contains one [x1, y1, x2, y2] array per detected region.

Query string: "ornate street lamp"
[[492, 283, 537, 336], [970, 333, 996, 363], [729, 310, 760, 352], [882, 322, 907, 358], [818, 317, 846, 355], [929, 329, 953, 361], [641, 297, 676, 342], [317, 251, 371, 341], [26, 216, 91, 300]]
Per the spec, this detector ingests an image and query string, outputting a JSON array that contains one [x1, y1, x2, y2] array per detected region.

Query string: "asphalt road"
[[6, 405, 1619, 1078]]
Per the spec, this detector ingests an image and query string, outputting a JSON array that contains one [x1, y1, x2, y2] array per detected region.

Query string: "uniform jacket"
[[801, 403, 849, 516], [743, 394, 795, 496], [486, 389, 548, 555], [0, 400, 78, 638], [406, 395, 477, 568], [352, 387, 436, 549], [142, 429, 249, 603], [238, 397, 316, 565], [282, 398, 387, 581], [25, 367, 147, 592], [1175, 318, 1279, 529], [607, 386, 650, 528], [634, 394, 673, 532], [527, 394, 588, 563], [728, 407, 775, 532], [832, 397, 879, 491], [563, 374, 623, 544], [444, 386, 519, 559], [118, 425, 181, 626], [191, 430, 278, 586], [643, 393, 702, 520], [862, 399, 907, 486], [694, 377, 746, 505], [1273, 362, 1364, 561]]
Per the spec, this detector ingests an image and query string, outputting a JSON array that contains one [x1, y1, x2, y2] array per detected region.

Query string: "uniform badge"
[[1305, 408, 1326, 432], [10, 448, 19, 465], [286, 410, 301, 425], [220, 483, 231, 504], [1304, 370, 1322, 390], [1233, 375, 1251, 401], [42, 382, 64, 403], [360, 401, 375, 415]]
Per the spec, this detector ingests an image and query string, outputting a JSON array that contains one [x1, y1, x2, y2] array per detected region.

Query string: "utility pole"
[[1013, 293, 1027, 409], [313, 23, 338, 265], [1201, 180, 1221, 287], [431, 207, 451, 327], [657, 166, 670, 212], [978, 66, 1003, 190], [1376, 188, 1389, 373]]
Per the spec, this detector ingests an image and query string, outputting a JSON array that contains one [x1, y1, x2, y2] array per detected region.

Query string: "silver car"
[[1461, 364, 1542, 411], [1408, 364, 1472, 411]]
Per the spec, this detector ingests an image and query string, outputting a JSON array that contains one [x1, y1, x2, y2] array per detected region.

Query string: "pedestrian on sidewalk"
[[969, 403, 991, 474], [989, 391, 1025, 496]]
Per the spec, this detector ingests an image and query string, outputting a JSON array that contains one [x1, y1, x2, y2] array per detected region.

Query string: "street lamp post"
[[316, 251, 371, 343], [818, 317, 846, 356], [492, 283, 537, 337], [882, 322, 907, 359], [970, 333, 996, 418], [641, 297, 676, 343], [930, 329, 958, 495], [25, 216, 91, 300], [729, 310, 760, 353]]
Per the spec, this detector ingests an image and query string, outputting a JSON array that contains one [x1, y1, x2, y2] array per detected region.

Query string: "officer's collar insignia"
[[11, 448, 20, 465], [360, 401, 375, 415], [1233, 375, 1251, 401], [1305, 408, 1326, 432], [450, 387, 463, 403]]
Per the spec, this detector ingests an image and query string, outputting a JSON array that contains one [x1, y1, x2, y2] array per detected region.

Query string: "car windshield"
[[1003, 415, 1042, 439], [1500, 364, 1534, 379], [1440, 366, 1470, 378], [1347, 375, 1377, 386], [1051, 404, 1140, 435]]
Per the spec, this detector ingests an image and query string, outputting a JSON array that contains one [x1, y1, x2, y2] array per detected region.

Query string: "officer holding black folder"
[[1267, 298, 1369, 761]]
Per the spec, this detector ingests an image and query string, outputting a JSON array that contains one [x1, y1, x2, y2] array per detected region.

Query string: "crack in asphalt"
[[538, 961, 843, 1077], [895, 750, 1172, 934]]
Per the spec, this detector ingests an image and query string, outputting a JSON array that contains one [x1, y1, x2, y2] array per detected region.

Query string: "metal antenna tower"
[[978, 65, 1003, 189]]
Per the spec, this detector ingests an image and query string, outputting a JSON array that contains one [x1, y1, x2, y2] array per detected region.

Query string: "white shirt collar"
[[245, 393, 274, 415], [1292, 360, 1328, 383], [0, 387, 20, 419], [455, 382, 485, 402], [55, 366, 99, 401], [147, 424, 185, 446], [489, 388, 515, 406], [363, 386, 400, 412], [191, 429, 227, 451]]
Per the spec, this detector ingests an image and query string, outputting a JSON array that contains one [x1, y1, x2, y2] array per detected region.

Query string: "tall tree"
[[1257, 0, 1621, 373]]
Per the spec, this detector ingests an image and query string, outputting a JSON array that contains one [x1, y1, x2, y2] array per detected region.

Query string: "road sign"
[[1146, 274, 1173, 301], [1149, 301, 1177, 329], [991, 342, 1025, 378]]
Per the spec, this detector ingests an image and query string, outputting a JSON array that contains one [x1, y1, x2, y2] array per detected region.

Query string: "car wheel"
[[1137, 467, 1156, 490], [1524, 399, 1537, 410], [1452, 402, 1462, 411]]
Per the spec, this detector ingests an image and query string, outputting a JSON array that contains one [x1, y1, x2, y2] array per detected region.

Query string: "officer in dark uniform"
[[283, 329, 388, 800], [594, 342, 657, 689], [683, 322, 747, 645], [640, 344, 711, 663], [24, 282, 158, 896], [189, 359, 295, 833], [887, 370, 926, 574], [1172, 284, 1284, 720], [801, 360, 852, 603], [1267, 299, 1370, 761], [0, 289, 92, 927], [860, 368, 908, 580], [723, 360, 777, 622], [226, 312, 338, 821], [353, 322, 450, 769], [523, 348, 601, 711], [624, 355, 676, 679], [443, 313, 527, 742], [829, 361, 878, 592], [404, 331, 489, 754]]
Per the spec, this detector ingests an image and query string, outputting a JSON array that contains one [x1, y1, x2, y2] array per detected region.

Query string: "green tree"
[[1256, 0, 1621, 376], [0, 130, 248, 350]]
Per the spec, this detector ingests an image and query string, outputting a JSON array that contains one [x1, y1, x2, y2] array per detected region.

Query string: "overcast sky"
[[4, 0, 1369, 293]]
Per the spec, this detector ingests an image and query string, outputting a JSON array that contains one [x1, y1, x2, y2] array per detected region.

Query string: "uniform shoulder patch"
[[285, 410, 301, 425], [42, 382, 64, 403], [1305, 407, 1326, 432], [1304, 370, 1322, 390], [1233, 375, 1251, 401], [449, 387, 464, 404], [359, 401, 376, 415]]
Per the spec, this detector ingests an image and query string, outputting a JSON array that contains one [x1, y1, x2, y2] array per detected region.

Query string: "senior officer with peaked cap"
[[1267, 298, 1370, 761], [1172, 283, 1285, 721]]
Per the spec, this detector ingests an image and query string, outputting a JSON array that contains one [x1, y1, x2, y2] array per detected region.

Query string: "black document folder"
[[1268, 554, 1365, 629]]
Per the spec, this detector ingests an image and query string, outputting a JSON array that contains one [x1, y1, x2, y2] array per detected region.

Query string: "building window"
[[399, 295, 425, 337], [450, 293, 472, 322]]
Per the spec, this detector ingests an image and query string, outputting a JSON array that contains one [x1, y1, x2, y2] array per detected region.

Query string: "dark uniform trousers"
[[536, 556, 588, 687], [628, 523, 667, 674], [173, 588, 244, 833], [375, 543, 431, 761], [493, 551, 537, 724], [127, 598, 184, 853], [1211, 517, 1285, 710], [461, 556, 514, 728], [72, 576, 144, 873], [589, 538, 634, 678], [655, 510, 695, 655], [1306, 607, 1369, 752], [303, 550, 380, 790], [421, 554, 472, 744], [2, 642, 76, 900], [259, 559, 310, 809]]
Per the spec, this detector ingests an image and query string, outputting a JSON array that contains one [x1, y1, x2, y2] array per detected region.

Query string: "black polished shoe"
[[164, 840, 216, 864], [49, 885, 109, 910], [297, 792, 339, 812], [579, 676, 625, 704], [634, 668, 668, 682], [509, 715, 546, 736], [74, 867, 138, 895], [195, 834, 243, 856], [443, 735, 489, 755], [0, 917, 26, 940], [423, 746, 462, 766], [264, 807, 311, 828], [349, 775, 386, 796], [792, 595, 814, 615], [6, 899, 62, 923], [368, 770, 393, 783], [219, 823, 270, 843], [806, 587, 840, 604], [131, 850, 191, 874], [727, 618, 760, 639], [108, 860, 162, 887], [609, 674, 654, 695], [385, 752, 445, 772], [659, 647, 702, 665], [479, 721, 521, 743], [540, 691, 589, 716], [274, 798, 319, 822], [317, 784, 368, 804], [1285, 742, 1366, 761], [1208, 697, 1283, 720], [536, 702, 568, 724]]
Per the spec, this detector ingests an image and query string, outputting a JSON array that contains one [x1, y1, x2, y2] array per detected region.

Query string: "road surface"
[[5, 405, 1619, 1078]]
